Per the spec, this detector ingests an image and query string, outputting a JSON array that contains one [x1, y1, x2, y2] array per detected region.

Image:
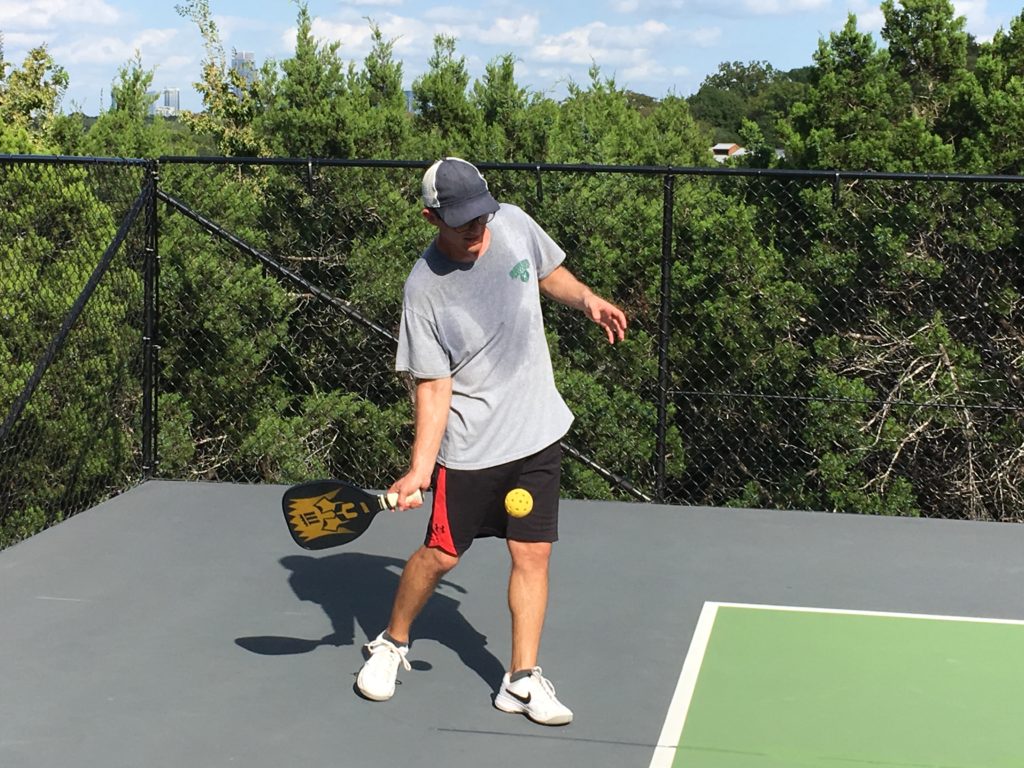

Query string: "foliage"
[[83, 54, 176, 157], [687, 60, 810, 146], [0, 44, 68, 150], [409, 35, 480, 157], [0, 154, 146, 548], [174, 0, 273, 156]]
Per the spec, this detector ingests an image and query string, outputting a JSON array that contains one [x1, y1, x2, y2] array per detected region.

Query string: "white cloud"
[[0, 0, 119, 29], [52, 28, 178, 66], [478, 15, 540, 46], [413, 8, 541, 46], [422, 4, 477, 22], [213, 13, 276, 46], [532, 20, 674, 66], [622, 61, 667, 80], [609, 0, 688, 13], [953, 0, 1004, 40], [742, 0, 829, 13], [294, 9, 540, 66], [856, 7, 885, 32], [610, 0, 832, 15], [159, 54, 194, 72], [953, 0, 986, 19], [380, 15, 430, 53], [686, 26, 722, 46], [0, 30, 39, 49], [304, 17, 377, 51], [51, 37, 136, 65], [288, 11, 430, 59]]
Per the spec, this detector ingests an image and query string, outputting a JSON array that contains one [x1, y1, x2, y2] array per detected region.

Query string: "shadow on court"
[[235, 552, 507, 694]]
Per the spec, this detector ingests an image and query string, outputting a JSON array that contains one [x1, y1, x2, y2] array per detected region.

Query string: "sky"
[[2, 0, 1022, 115]]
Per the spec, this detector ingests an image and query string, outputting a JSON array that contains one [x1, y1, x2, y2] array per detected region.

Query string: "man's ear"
[[422, 208, 441, 227]]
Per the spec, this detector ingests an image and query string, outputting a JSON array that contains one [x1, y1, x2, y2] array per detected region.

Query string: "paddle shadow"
[[236, 552, 506, 694]]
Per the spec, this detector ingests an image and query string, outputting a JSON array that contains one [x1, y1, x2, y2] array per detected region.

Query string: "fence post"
[[656, 173, 675, 503], [141, 161, 160, 479]]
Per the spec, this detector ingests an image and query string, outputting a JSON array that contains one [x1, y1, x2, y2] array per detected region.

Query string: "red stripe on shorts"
[[427, 466, 457, 556]]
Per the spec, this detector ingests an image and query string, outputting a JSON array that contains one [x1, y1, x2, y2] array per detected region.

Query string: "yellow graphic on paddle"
[[287, 492, 368, 544]]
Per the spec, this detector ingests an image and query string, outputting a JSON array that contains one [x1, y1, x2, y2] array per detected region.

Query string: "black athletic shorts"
[[424, 441, 562, 557]]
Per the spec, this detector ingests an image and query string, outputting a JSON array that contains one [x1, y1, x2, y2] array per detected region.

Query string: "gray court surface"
[[3, 480, 1024, 768]]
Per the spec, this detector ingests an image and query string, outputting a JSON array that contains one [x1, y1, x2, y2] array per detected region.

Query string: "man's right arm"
[[389, 376, 452, 509]]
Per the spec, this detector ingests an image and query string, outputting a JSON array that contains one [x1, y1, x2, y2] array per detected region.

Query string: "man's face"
[[425, 210, 491, 262]]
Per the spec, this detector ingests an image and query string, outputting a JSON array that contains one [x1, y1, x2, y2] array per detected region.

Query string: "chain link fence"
[[0, 157, 153, 546], [3, 156, 1023, 547]]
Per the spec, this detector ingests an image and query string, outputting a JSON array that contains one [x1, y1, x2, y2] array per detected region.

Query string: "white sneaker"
[[356, 632, 411, 701], [493, 667, 573, 725]]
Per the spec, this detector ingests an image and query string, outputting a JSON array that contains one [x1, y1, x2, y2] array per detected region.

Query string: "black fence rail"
[[2, 155, 1023, 547]]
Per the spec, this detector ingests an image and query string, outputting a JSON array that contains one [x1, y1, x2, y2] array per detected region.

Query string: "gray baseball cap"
[[421, 157, 500, 228]]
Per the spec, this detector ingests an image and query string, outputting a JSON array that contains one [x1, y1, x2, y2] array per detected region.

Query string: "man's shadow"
[[236, 552, 506, 694]]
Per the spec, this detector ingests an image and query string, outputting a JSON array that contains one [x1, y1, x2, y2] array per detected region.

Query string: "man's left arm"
[[538, 265, 627, 344]]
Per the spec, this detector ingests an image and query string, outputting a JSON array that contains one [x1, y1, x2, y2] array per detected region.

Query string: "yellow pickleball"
[[504, 488, 533, 518]]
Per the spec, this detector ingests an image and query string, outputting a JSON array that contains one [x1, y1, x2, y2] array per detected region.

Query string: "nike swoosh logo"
[[509, 690, 531, 705]]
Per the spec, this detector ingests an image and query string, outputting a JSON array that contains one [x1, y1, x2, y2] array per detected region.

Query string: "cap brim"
[[438, 193, 500, 228]]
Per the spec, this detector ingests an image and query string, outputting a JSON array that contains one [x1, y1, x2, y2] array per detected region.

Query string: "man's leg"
[[388, 544, 459, 643], [495, 539, 572, 725], [357, 545, 457, 701], [506, 540, 551, 672]]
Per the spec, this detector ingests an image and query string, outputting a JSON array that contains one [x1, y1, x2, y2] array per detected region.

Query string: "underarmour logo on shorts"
[[509, 260, 530, 282]]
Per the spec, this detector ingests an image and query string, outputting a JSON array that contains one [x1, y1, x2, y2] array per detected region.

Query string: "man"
[[356, 157, 627, 726]]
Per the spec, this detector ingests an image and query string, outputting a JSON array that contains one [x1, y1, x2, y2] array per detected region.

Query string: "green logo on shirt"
[[509, 260, 530, 283]]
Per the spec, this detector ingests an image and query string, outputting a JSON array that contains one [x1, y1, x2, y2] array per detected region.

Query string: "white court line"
[[34, 595, 91, 602], [647, 601, 720, 768], [711, 601, 1024, 626], [647, 601, 1024, 768]]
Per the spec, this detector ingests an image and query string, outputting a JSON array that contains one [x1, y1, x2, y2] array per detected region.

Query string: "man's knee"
[[414, 545, 460, 576], [507, 540, 552, 570]]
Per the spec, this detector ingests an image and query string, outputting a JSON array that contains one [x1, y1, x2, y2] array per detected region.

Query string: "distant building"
[[156, 88, 180, 116], [711, 143, 747, 163], [231, 51, 256, 96], [147, 88, 181, 117]]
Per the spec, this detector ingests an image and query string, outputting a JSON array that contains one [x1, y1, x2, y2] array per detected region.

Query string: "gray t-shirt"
[[395, 204, 574, 470]]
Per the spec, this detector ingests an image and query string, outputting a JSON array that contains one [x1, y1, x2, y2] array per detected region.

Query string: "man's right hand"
[[388, 472, 430, 511]]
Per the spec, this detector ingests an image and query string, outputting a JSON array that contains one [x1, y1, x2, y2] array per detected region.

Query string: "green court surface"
[[653, 603, 1024, 768]]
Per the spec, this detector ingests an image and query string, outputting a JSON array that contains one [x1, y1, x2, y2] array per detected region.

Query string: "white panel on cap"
[[422, 160, 443, 208]]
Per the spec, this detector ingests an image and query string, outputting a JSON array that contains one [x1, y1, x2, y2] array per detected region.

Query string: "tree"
[[686, 85, 746, 143], [881, 0, 970, 125], [0, 140, 146, 546], [469, 53, 528, 160], [175, 0, 272, 156], [348, 22, 410, 158], [702, 60, 777, 98], [780, 15, 953, 172], [411, 35, 478, 154], [473, 54, 526, 127], [687, 61, 809, 147], [84, 53, 173, 158], [261, 2, 354, 158], [0, 44, 68, 149], [959, 12, 1024, 174], [764, 10, 1022, 519]]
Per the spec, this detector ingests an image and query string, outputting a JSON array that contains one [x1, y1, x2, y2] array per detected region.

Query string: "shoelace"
[[366, 637, 412, 671], [528, 666, 558, 698]]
